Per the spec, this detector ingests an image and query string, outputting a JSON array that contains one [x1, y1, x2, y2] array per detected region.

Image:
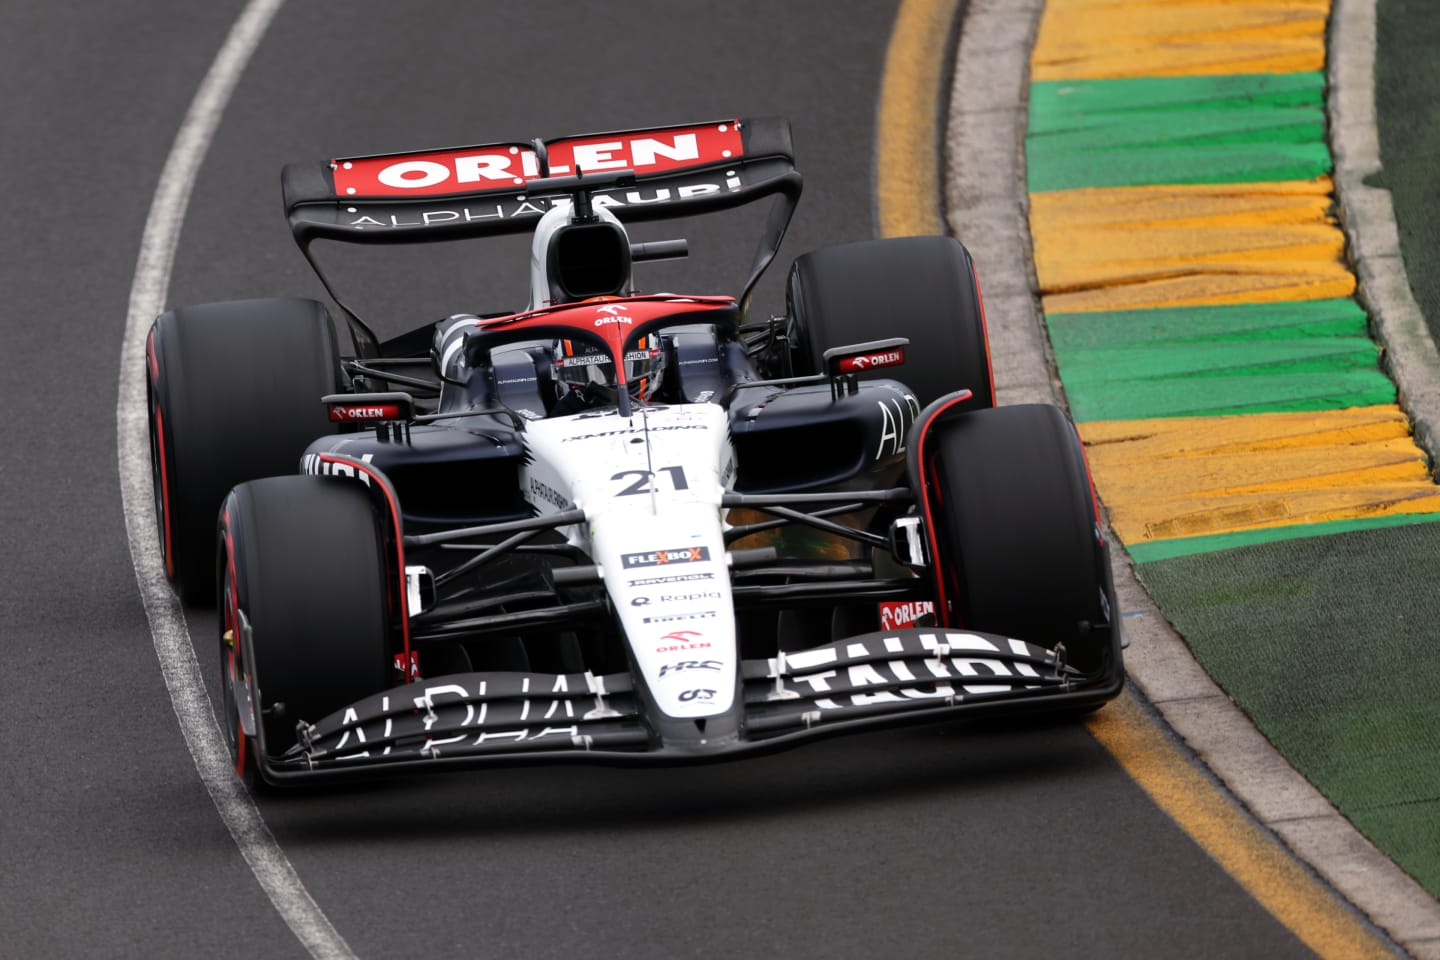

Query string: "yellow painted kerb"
[[874, 0, 1400, 956], [1088, 696, 1391, 959], [875, 0, 959, 238]]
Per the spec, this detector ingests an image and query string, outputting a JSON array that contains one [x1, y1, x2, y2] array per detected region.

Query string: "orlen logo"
[[838, 348, 904, 374], [594, 304, 633, 327], [328, 404, 400, 422], [655, 630, 711, 654], [879, 600, 936, 630], [333, 122, 744, 198]]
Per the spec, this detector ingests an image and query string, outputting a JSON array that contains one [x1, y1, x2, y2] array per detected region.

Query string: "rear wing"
[[282, 116, 799, 245], [280, 116, 803, 354]]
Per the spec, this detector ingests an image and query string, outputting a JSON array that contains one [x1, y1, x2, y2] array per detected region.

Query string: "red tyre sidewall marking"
[[221, 509, 246, 777], [913, 391, 973, 627], [317, 456, 413, 674], [153, 405, 176, 579], [147, 332, 176, 579]]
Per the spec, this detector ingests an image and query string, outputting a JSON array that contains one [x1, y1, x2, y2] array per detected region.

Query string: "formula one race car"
[[145, 116, 1124, 786]]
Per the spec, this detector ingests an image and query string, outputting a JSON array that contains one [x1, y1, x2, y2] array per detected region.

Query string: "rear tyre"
[[220, 476, 395, 785], [924, 404, 1117, 674], [147, 298, 341, 604], [786, 236, 994, 410]]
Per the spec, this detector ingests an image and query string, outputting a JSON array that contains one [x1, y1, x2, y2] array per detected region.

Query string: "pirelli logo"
[[621, 546, 711, 568]]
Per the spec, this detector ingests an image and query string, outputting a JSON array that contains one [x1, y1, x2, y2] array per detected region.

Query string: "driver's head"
[[623, 334, 664, 402], [553, 337, 614, 398], [552, 333, 663, 407]]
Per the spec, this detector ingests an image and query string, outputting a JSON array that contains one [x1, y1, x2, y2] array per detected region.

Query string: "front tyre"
[[147, 298, 341, 604], [220, 476, 395, 786], [922, 404, 1119, 677]]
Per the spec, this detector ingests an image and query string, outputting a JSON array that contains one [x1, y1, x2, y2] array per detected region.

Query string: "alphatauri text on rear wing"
[[281, 116, 799, 246]]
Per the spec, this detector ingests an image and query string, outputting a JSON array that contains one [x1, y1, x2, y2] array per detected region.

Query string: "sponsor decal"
[[393, 651, 421, 680], [630, 596, 651, 607], [341, 180, 743, 230], [677, 688, 717, 703], [838, 348, 904, 373], [555, 353, 613, 369], [328, 404, 401, 422], [594, 303, 632, 326], [563, 424, 705, 443], [878, 600, 936, 630], [527, 477, 573, 511], [330, 676, 592, 757], [659, 592, 721, 603], [628, 572, 716, 588], [301, 452, 375, 485], [774, 633, 1048, 710], [655, 629, 712, 653], [332, 123, 743, 198], [658, 660, 723, 677], [621, 546, 710, 568], [642, 611, 718, 624], [875, 394, 921, 460]]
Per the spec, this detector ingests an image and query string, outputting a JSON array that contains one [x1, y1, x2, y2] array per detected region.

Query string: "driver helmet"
[[552, 334, 664, 405]]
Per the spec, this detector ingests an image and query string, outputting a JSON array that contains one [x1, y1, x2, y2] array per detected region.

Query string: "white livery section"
[[521, 403, 738, 719]]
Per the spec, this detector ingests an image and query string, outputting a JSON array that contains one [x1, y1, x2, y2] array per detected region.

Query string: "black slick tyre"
[[786, 236, 994, 410], [219, 476, 395, 786], [923, 404, 1117, 674], [146, 297, 341, 604]]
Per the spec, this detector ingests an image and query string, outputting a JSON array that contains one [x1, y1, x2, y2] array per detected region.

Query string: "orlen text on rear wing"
[[282, 117, 802, 353]]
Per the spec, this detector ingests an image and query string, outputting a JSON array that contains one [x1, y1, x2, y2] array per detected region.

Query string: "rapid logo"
[[621, 546, 710, 568]]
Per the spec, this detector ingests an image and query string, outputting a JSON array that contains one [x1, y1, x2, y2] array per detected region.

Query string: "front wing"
[[258, 628, 1123, 783]]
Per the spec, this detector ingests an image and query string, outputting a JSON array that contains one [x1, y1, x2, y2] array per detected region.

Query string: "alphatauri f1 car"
[[146, 117, 1124, 786]]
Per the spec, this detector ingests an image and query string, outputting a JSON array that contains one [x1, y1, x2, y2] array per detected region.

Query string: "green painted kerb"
[[1125, 511, 1440, 563], [1135, 524, 1440, 897], [1048, 299, 1393, 422], [1027, 72, 1332, 192]]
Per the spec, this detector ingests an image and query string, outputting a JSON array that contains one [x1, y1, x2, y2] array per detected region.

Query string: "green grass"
[[1136, 523, 1440, 896]]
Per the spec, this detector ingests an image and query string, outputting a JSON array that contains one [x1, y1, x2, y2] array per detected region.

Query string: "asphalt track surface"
[[0, 2, 1347, 957]]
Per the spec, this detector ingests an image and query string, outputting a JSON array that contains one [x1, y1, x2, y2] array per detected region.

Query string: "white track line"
[[115, 1, 356, 958]]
